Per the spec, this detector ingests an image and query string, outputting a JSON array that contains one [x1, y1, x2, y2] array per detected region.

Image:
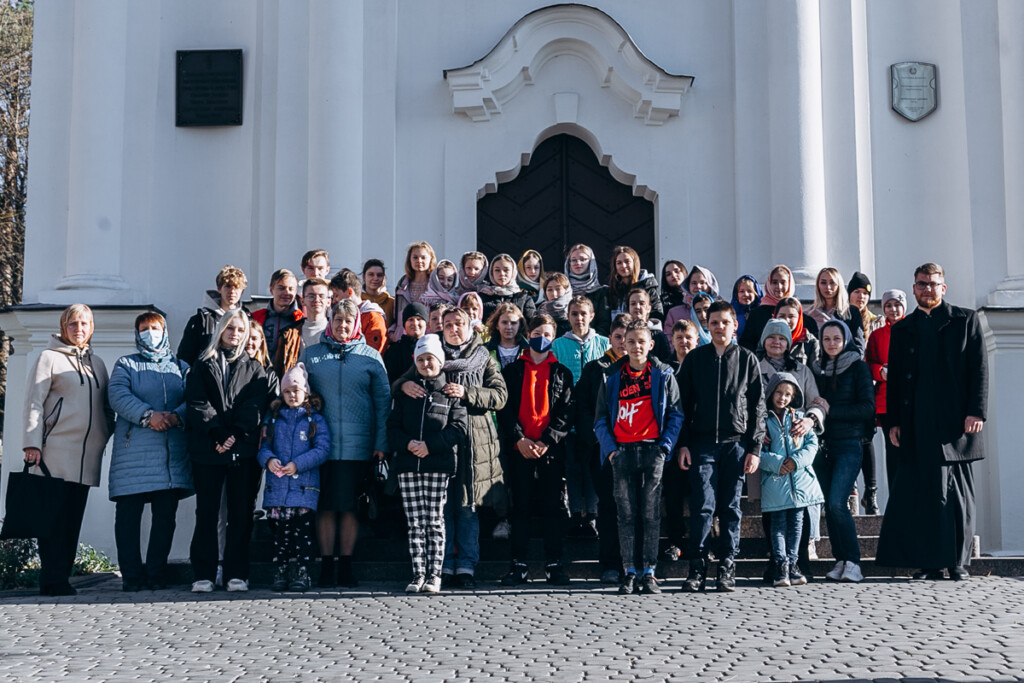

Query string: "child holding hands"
[[759, 372, 823, 587], [257, 362, 330, 592]]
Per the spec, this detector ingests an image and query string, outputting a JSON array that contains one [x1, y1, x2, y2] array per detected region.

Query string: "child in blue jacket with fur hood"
[[258, 362, 330, 592], [760, 372, 823, 588]]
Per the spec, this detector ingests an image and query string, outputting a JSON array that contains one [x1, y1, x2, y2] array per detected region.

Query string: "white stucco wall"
[[3, 0, 1023, 558]]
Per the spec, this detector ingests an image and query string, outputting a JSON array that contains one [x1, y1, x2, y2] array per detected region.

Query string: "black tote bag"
[[0, 459, 66, 540]]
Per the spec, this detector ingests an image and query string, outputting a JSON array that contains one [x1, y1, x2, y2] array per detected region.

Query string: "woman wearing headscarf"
[[22, 304, 114, 596], [516, 250, 545, 297], [663, 264, 720, 331], [564, 244, 610, 335], [730, 275, 763, 339], [420, 259, 461, 306], [740, 265, 821, 351], [478, 253, 537, 323], [107, 311, 192, 591]]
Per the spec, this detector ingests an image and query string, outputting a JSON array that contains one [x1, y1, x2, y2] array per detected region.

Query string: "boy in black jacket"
[[676, 301, 766, 592], [498, 314, 575, 586]]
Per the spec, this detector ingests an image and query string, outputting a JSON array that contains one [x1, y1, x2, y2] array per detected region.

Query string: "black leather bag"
[[0, 459, 66, 540]]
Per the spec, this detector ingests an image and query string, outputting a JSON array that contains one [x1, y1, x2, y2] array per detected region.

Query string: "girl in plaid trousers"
[[387, 335, 468, 593]]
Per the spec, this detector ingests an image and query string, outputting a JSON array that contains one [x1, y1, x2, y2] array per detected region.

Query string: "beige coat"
[[23, 336, 113, 487]]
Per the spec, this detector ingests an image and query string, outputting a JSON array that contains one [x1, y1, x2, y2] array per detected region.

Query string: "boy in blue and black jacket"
[[594, 320, 684, 595]]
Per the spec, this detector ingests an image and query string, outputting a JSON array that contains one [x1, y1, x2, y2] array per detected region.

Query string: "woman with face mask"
[[107, 312, 193, 592]]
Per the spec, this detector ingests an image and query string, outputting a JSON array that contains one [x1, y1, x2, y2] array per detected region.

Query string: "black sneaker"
[[455, 573, 477, 589], [912, 568, 945, 581], [681, 558, 707, 593], [500, 562, 529, 586], [272, 565, 289, 592], [716, 558, 736, 592], [789, 564, 808, 586], [121, 581, 142, 593], [772, 560, 791, 588], [545, 562, 571, 586], [948, 566, 970, 581], [618, 572, 638, 595], [581, 516, 599, 538], [289, 566, 311, 593], [640, 574, 661, 594], [441, 574, 458, 589]]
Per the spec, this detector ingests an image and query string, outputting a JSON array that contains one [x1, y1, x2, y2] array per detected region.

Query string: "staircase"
[[165, 496, 1024, 585]]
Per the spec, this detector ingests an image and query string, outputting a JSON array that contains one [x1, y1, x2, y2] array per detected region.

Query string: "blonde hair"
[[216, 265, 248, 290], [404, 241, 437, 281], [812, 267, 849, 317], [59, 304, 94, 347], [200, 309, 251, 362], [247, 323, 270, 367]]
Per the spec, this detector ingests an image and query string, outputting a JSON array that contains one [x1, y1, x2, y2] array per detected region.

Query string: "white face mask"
[[139, 329, 164, 348]]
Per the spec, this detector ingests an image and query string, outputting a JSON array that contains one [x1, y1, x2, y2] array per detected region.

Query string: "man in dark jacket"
[[876, 263, 987, 580], [177, 265, 249, 366], [676, 301, 766, 592]]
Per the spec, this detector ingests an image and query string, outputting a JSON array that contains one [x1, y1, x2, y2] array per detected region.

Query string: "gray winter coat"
[[107, 353, 193, 500]]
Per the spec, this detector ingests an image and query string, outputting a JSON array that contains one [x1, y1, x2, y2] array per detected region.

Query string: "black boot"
[[716, 558, 736, 592], [317, 556, 336, 588], [863, 487, 879, 515], [272, 565, 289, 592], [681, 558, 707, 593]]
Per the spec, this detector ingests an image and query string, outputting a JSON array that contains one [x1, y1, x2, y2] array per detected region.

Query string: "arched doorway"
[[476, 134, 655, 282]]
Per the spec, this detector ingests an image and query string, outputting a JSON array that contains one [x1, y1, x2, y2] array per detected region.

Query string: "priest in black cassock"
[[876, 262, 987, 580]]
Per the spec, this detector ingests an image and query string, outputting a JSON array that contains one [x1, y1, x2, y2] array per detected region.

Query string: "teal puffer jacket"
[[300, 333, 390, 461], [759, 408, 824, 513]]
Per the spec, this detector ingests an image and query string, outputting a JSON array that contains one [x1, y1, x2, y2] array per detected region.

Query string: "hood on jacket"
[[765, 371, 804, 410], [813, 318, 860, 375], [682, 265, 720, 300], [758, 318, 793, 353]]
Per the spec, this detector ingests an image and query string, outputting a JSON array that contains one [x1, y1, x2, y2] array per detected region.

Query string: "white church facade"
[[2, 0, 1023, 560]]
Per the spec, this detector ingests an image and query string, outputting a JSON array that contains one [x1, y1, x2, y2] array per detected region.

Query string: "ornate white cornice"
[[444, 4, 694, 125]]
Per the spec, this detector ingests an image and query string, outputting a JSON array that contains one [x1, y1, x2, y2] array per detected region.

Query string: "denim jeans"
[[770, 508, 804, 565], [820, 438, 862, 563], [687, 441, 746, 561], [610, 443, 665, 572], [565, 433, 599, 515], [806, 503, 822, 540], [442, 479, 480, 575]]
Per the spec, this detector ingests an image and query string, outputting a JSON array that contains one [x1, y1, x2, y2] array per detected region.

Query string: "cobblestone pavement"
[[1, 576, 1022, 682]]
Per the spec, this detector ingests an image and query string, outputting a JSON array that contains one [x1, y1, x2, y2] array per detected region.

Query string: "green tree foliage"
[[0, 0, 32, 436]]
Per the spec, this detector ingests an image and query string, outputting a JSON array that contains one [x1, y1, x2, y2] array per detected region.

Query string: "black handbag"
[[0, 459, 66, 540]]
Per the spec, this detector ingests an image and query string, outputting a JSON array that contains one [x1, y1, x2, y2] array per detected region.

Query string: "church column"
[[50, 0, 133, 303], [765, 0, 828, 294]]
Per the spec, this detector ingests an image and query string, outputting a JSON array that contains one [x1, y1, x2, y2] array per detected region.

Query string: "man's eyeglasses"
[[914, 281, 944, 290]]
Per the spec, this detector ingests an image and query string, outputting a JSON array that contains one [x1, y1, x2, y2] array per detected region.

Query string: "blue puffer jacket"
[[760, 407, 824, 513], [257, 406, 331, 509], [107, 353, 193, 500], [300, 333, 390, 461]]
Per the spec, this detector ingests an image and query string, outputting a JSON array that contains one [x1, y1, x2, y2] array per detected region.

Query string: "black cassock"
[[876, 303, 985, 569]]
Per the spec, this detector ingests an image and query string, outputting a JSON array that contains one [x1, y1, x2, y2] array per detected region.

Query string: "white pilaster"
[[766, 0, 828, 294]]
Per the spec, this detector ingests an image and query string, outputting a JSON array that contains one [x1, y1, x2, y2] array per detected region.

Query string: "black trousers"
[[38, 481, 90, 590], [114, 489, 182, 585], [596, 454, 621, 571], [190, 459, 262, 582], [507, 447, 568, 564]]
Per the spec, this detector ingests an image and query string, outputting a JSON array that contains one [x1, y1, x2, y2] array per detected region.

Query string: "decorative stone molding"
[[444, 4, 693, 125]]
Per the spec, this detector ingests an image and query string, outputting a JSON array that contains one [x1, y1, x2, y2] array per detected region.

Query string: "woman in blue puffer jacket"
[[107, 311, 193, 592], [257, 362, 330, 592]]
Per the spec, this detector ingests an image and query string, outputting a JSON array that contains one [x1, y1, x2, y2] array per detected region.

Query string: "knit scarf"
[[421, 259, 461, 305], [135, 327, 172, 362], [564, 255, 603, 295], [442, 337, 490, 382], [538, 289, 573, 319]]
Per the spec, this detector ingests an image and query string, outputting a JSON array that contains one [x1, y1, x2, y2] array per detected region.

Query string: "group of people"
[[19, 243, 986, 597]]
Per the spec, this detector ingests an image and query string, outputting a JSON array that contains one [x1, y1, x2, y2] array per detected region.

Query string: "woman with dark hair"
[[660, 260, 688, 313], [108, 311, 192, 591], [186, 309, 276, 594], [22, 304, 114, 596], [479, 253, 536, 322], [607, 246, 662, 322], [812, 319, 875, 583]]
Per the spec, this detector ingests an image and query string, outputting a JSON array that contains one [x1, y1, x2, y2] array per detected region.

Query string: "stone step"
[[163, 555, 1024, 587]]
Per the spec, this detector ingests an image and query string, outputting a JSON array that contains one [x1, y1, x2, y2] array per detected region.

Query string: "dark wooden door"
[[477, 134, 655, 282]]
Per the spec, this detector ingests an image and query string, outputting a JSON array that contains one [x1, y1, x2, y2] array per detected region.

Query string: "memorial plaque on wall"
[[891, 61, 937, 122], [176, 49, 243, 127]]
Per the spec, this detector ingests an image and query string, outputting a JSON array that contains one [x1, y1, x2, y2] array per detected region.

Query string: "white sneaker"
[[215, 565, 224, 588], [191, 580, 214, 593], [492, 519, 511, 540], [807, 539, 818, 560], [422, 575, 441, 594], [226, 578, 249, 592], [405, 576, 425, 593], [840, 561, 863, 583], [825, 560, 845, 581]]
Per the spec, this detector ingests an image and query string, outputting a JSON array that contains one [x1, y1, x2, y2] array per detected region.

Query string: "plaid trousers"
[[398, 472, 450, 578]]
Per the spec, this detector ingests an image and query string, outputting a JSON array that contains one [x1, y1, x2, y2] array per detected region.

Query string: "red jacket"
[[864, 318, 892, 415]]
